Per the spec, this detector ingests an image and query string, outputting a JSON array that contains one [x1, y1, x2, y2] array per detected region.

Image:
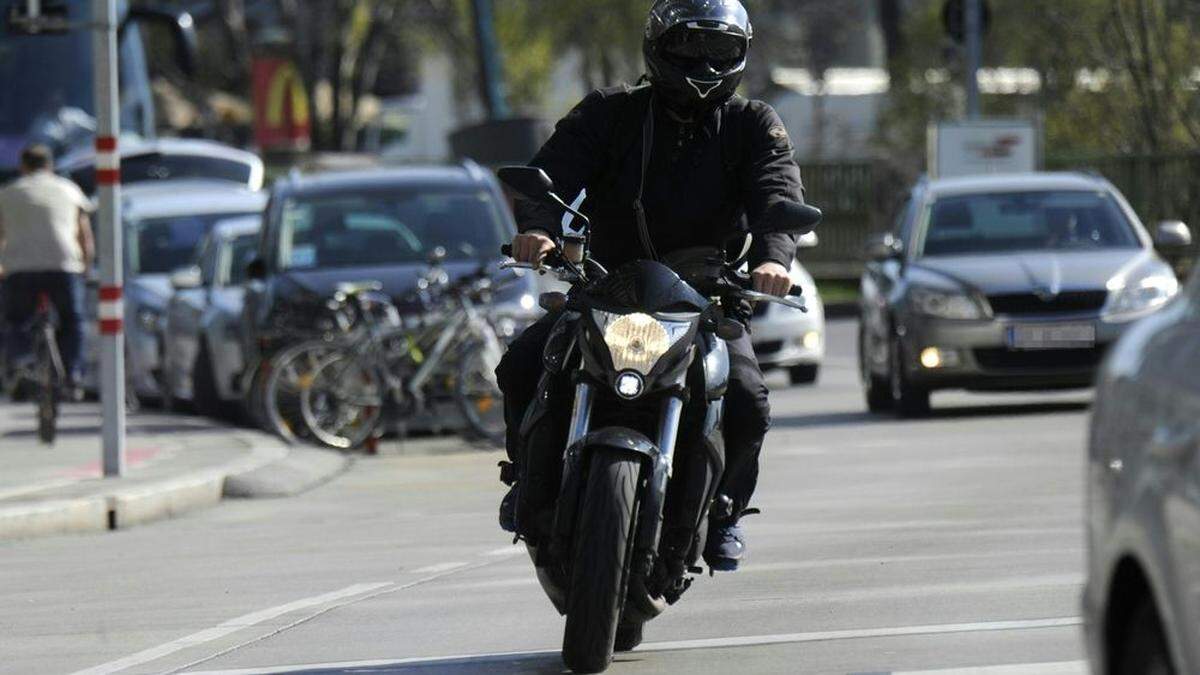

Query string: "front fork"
[[563, 381, 685, 575]]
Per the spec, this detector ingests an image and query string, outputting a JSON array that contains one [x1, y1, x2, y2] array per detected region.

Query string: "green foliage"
[[878, 0, 1200, 166]]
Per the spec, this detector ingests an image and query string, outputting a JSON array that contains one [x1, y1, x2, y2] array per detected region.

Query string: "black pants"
[[2, 271, 87, 382], [496, 312, 770, 517]]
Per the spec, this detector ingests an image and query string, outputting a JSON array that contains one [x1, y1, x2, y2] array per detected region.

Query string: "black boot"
[[498, 461, 519, 533]]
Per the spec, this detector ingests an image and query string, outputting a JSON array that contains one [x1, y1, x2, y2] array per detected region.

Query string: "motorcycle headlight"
[[908, 287, 989, 320], [1104, 273, 1179, 320], [592, 311, 692, 376]]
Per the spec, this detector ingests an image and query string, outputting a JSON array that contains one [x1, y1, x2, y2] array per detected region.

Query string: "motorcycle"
[[497, 167, 821, 673]]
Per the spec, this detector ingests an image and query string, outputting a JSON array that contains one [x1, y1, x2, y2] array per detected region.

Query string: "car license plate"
[[1006, 323, 1096, 350]]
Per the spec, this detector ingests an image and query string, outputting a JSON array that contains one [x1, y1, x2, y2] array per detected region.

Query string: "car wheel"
[[889, 336, 930, 418], [788, 364, 819, 386], [860, 326, 892, 413], [1116, 598, 1174, 675], [193, 342, 227, 420]]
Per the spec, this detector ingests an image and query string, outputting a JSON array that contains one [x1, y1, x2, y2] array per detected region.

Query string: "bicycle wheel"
[[455, 341, 505, 446], [36, 336, 58, 445], [300, 352, 384, 450], [263, 340, 338, 443]]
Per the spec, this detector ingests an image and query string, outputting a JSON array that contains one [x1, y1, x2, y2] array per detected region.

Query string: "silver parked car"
[[1084, 269, 1200, 674], [751, 241, 825, 385], [84, 181, 267, 401], [163, 216, 261, 417], [860, 172, 1193, 416]]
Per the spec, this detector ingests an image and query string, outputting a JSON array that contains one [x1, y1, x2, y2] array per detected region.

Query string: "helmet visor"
[[660, 28, 747, 70]]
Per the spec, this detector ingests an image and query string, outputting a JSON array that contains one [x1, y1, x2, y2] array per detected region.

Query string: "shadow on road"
[[772, 400, 1091, 430]]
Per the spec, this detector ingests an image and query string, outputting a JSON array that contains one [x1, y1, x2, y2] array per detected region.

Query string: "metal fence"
[[797, 153, 1200, 280]]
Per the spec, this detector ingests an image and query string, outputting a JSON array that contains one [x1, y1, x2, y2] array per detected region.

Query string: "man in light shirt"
[[0, 144, 94, 393]]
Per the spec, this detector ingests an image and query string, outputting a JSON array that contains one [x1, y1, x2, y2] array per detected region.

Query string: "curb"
[[0, 432, 334, 542], [224, 446, 351, 498]]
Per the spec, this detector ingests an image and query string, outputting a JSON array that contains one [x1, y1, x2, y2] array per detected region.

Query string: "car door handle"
[[1150, 425, 1200, 461]]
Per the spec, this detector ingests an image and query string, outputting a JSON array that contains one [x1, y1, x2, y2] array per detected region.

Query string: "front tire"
[[562, 450, 641, 674], [890, 337, 930, 418], [1116, 598, 1174, 675], [860, 327, 892, 413], [788, 363, 819, 386]]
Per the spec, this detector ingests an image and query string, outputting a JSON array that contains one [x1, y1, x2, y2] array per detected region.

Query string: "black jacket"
[[515, 85, 806, 271]]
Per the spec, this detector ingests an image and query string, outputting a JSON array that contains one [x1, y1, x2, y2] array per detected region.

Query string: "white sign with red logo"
[[928, 120, 1039, 179]]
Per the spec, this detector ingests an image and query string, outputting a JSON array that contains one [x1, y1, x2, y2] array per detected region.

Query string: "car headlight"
[[136, 307, 163, 332], [1104, 273, 1179, 320], [592, 310, 692, 376], [907, 287, 989, 320]]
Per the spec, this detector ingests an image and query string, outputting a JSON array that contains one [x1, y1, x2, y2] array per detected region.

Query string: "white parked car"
[[163, 216, 261, 418], [84, 181, 267, 401], [58, 137, 265, 195], [751, 234, 826, 385]]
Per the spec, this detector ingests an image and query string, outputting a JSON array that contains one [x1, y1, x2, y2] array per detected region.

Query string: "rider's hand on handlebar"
[[511, 230, 556, 268], [751, 262, 793, 297]]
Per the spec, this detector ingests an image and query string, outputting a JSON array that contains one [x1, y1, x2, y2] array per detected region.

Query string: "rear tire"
[[36, 343, 57, 445], [787, 364, 819, 386], [562, 450, 641, 674], [890, 337, 930, 418], [1116, 598, 1174, 675]]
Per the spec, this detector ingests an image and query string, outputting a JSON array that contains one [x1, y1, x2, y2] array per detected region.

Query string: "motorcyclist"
[[497, 0, 806, 571]]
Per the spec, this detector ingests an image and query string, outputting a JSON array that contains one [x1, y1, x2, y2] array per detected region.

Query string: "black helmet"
[[644, 0, 753, 116]]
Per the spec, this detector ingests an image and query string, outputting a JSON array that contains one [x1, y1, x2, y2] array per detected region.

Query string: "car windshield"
[[129, 212, 260, 276], [278, 189, 509, 270], [225, 233, 259, 285], [919, 190, 1141, 257]]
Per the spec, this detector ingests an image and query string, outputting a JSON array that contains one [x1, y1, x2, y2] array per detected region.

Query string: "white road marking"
[[68, 583, 391, 675], [891, 661, 1087, 674], [185, 617, 1082, 674], [410, 561, 469, 574]]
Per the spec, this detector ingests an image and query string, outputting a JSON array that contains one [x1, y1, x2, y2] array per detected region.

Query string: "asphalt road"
[[0, 320, 1095, 675]]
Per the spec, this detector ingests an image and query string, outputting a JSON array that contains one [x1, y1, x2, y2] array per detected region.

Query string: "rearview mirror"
[[497, 166, 558, 204], [865, 233, 902, 261], [169, 266, 203, 290], [1154, 221, 1193, 251], [124, 7, 199, 75], [753, 201, 823, 237]]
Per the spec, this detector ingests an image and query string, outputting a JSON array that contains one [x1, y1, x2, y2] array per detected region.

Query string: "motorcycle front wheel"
[[562, 450, 641, 674]]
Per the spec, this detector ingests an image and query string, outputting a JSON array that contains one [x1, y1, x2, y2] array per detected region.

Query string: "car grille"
[[754, 340, 784, 356], [974, 345, 1108, 372], [987, 291, 1108, 316]]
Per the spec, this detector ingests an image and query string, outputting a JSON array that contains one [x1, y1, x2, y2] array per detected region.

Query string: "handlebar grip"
[[790, 284, 805, 297], [501, 244, 513, 257]]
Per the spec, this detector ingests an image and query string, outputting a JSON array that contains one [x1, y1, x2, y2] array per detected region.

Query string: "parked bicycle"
[[263, 254, 513, 450]]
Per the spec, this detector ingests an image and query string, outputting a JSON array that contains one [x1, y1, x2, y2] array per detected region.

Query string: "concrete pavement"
[[0, 403, 349, 540], [0, 319, 1095, 674]]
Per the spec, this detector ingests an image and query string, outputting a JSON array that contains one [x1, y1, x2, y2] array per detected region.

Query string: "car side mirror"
[[169, 266, 203, 290], [865, 233, 903, 261], [497, 166, 558, 204], [246, 257, 267, 281], [1155, 221, 1193, 251], [753, 201, 823, 237]]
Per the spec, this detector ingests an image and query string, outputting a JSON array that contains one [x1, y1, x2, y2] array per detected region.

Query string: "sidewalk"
[[0, 401, 349, 541]]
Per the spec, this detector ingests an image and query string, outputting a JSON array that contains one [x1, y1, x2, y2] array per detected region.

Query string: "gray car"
[[1083, 269, 1200, 674], [859, 172, 1193, 416], [84, 181, 268, 401], [162, 216, 261, 417]]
